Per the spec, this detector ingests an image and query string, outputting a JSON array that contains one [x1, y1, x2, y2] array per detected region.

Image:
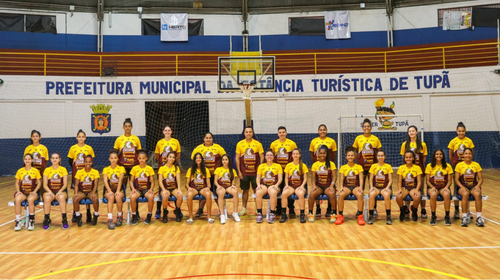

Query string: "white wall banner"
[[324, 11, 351, 39], [160, 13, 188, 41], [443, 11, 472, 30]]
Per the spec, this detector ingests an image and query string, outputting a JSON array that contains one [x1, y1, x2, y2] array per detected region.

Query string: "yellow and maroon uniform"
[[191, 143, 226, 175], [15, 167, 41, 195], [114, 135, 142, 168], [400, 141, 428, 172], [43, 166, 68, 193], [455, 161, 482, 189], [236, 139, 264, 176], [214, 167, 238, 188], [368, 163, 393, 189], [397, 164, 423, 190], [102, 165, 126, 192], [311, 161, 336, 189], [67, 144, 95, 181], [284, 162, 308, 188], [257, 163, 282, 186], [24, 144, 49, 174], [158, 165, 180, 190], [186, 167, 211, 190], [309, 137, 337, 163], [448, 137, 474, 166], [75, 168, 100, 194], [353, 135, 381, 171], [130, 165, 155, 191], [270, 138, 297, 169], [339, 164, 364, 188], [425, 163, 453, 189], [155, 138, 181, 167]]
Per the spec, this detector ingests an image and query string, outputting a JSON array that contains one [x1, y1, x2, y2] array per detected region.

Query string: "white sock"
[[15, 215, 21, 221], [462, 213, 467, 218], [108, 213, 113, 219], [76, 212, 81, 216], [117, 212, 122, 217], [476, 212, 482, 217], [132, 212, 136, 215], [148, 212, 152, 215], [94, 212, 99, 216]]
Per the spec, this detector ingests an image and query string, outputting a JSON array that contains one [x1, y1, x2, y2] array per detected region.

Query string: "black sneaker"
[[195, 208, 203, 217], [444, 216, 451, 226], [421, 209, 428, 219], [175, 209, 182, 222], [411, 207, 418, 221], [367, 216, 374, 225], [86, 212, 92, 223], [62, 218, 69, 230], [405, 207, 410, 219], [315, 206, 321, 217], [461, 216, 468, 227], [145, 213, 152, 225], [162, 209, 169, 223], [77, 215, 83, 227], [136, 209, 141, 220], [279, 213, 288, 223], [91, 214, 99, 226], [131, 214, 138, 225], [43, 217, 51, 230], [453, 210, 460, 219], [386, 216, 393, 225], [71, 213, 76, 223], [430, 216, 437, 226], [399, 206, 407, 222], [108, 219, 115, 230], [300, 213, 306, 223]]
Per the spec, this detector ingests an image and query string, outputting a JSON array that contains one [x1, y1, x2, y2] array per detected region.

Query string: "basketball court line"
[[2, 245, 499, 255], [0, 208, 44, 228]]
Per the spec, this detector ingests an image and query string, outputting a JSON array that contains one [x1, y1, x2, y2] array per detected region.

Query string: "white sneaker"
[[14, 220, 23, 231], [28, 219, 35, 231], [220, 214, 226, 225], [373, 209, 378, 217], [232, 212, 241, 222]]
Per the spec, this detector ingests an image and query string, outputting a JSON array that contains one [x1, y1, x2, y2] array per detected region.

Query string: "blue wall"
[[2, 132, 499, 176], [0, 27, 496, 52]]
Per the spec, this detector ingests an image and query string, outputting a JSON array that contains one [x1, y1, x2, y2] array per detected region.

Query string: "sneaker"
[[155, 209, 161, 219], [136, 209, 141, 220], [315, 206, 321, 217], [386, 216, 393, 225], [62, 218, 69, 230], [238, 208, 247, 217], [71, 214, 76, 223], [373, 209, 379, 217], [268, 213, 276, 224], [476, 216, 485, 227], [91, 214, 99, 226], [367, 216, 374, 225], [308, 214, 314, 223], [108, 219, 115, 230], [453, 210, 460, 219], [405, 207, 410, 219], [195, 208, 203, 217], [444, 216, 451, 226], [300, 213, 306, 223], [325, 208, 332, 218], [357, 215, 365, 225], [279, 213, 288, 223], [430, 216, 437, 226], [162, 209, 169, 223], [461, 216, 468, 227], [175, 209, 182, 222], [28, 219, 35, 231], [411, 207, 418, 221], [116, 215, 123, 227], [220, 214, 226, 224], [77, 215, 83, 227], [131, 214, 138, 225], [334, 214, 344, 225], [232, 212, 241, 222], [330, 215, 337, 224], [86, 214, 92, 223], [399, 206, 407, 222], [43, 217, 51, 230], [145, 213, 152, 225], [256, 213, 263, 223], [14, 220, 23, 231], [421, 209, 428, 219]]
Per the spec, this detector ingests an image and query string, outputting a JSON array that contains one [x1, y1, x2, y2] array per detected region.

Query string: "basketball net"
[[239, 83, 255, 100]]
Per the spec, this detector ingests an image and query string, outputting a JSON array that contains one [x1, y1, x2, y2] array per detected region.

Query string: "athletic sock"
[[15, 215, 21, 220], [29, 214, 34, 220], [75, 212, 81, 216], [271, 210, 276, 215], [476, 212, 482, 217], [432, 211, 436, 218], [108, 213, 113, 219], [257, 209, 262, 214], [356, 211, 362, 217], [148, 212, 152, 215], [332, 209, 337, 215], [117, 212, 122, 217], [339, 211, 343, 216], [94, 212, 99, 216], [300, 210, 305, 214], [62, 213, 67, 219], [386, 209, 391, 216], [309, 210, 313, 215], [462, 213, 467, 218], [44, 214, 49, 219], [132, 212, 136, 215], [445, 211, 450, 217], [369, 210, 374, 216]]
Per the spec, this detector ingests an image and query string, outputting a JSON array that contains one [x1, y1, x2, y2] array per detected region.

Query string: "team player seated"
[[367, 150, 393, 225], [13, 154, 42, 231], [255, 150, 283, 224], [186, 153, 213, 224], [42, 152, 69, 230], [129, 150, 156, 225], [335, 147, 365, 225], [425, 149, 453, 226], [280, 149, 308, 223], [158, 151, 184, 223], [213, 154, 241, 224], [308, 145, 337, 223], [102, 149, 126, 230], [396, 150, 422, 222], [454, 148, 485, 227], [73, 155, 100, 227]]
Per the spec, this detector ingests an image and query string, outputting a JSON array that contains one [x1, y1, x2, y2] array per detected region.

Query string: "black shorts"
[[346, 186, 359, 192], [240, 175, 257, 191], [137, 189, 149, 196]]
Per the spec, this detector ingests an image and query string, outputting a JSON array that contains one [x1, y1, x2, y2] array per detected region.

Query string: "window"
[[289, 16, 324, 36], [0, 13, 56, 34], [141, 18, 204, 36]]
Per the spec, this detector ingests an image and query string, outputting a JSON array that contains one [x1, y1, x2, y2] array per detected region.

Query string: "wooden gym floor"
[[0, 170, 499, 279]]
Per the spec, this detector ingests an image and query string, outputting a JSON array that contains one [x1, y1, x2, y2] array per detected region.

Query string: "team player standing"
[[13, 119, 487, 230]]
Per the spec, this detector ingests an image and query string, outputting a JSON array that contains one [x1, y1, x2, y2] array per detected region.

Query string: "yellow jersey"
[[400, 141, 428, 171], [213, 166, 238, 188], [311, 161, 336, 188], [448, 137, 474, 166], [368, 163, 393, 189], [186, 167, 211, 190], [236, 139, 264, 176], [102, 165, 126, 192], [15, 167, 41, 195], [43, 166, 68, 193], [455, 161, 482, 188], [114, 135, 142, 167], [309, 137, 337, 163], [353, 134, 382, 170], [270, 138, 297, 169], [67, 144, 95, 180], [75, 168, 100, 193], [257, 163, 282, 186], [158, 165, 181, 190], [155, 138, 181, 167], [130, 165, 155, 191], [284, 162, 308, 188], [339, 164, 364, 187], [425, 163, 453, 189], [397, 164, 422, 189], [24, 144, 49, 174], [191, 143, 226, 174]]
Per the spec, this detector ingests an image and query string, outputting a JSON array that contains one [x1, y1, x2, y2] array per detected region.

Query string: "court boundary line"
[[0, 208, 44, 228], [2, 245, 499, 255]]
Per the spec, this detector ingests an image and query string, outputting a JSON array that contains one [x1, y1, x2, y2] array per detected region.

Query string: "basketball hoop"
[[239, 83, 255, 100]]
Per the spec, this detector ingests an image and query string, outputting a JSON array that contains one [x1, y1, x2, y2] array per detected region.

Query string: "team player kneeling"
[[12, 121, 487, 230]]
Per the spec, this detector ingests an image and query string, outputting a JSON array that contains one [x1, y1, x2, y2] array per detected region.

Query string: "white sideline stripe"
[[1, 246, 500, 255], [0, 208, 44, 228], [468, 210, 500, 226]]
